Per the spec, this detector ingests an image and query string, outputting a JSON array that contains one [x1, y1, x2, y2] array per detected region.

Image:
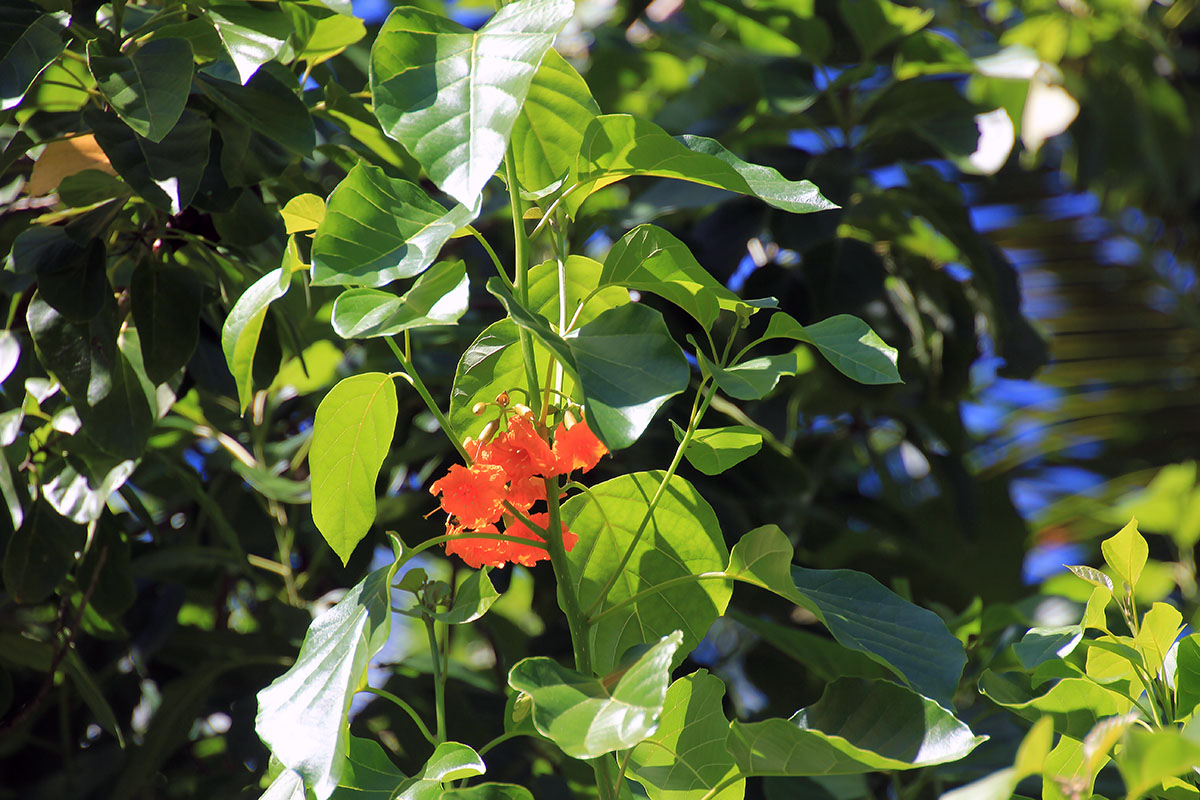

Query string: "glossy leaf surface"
[[221, 268, 289, 413], [762, 312, 901, 385], [332, 260, 469, 339], [87, 38, 192, 142], [678, 425, 763, 476]]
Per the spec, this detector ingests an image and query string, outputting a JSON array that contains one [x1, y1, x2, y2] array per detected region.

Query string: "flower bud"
[[478, 419, 499, 444], [512, 403, 533, 419], [495, 391, 510, 407], [471, 401, 488, 416], [563, 408, 579, 429]]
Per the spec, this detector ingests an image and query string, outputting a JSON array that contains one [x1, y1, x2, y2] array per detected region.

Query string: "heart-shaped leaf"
[[508, 631, 683, 758], [208, 3, 293, 84], [676, 425, 763, 476], [370, 0, 574, 208]]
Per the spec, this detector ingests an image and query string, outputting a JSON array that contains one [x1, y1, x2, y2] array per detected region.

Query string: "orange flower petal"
[[490, 415, 559, 482], [429, 463, 508, 528], [553, 420, 608, 474]]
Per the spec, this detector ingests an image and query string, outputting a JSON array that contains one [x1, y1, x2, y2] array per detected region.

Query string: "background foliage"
[[1, 0, 1199, 798]]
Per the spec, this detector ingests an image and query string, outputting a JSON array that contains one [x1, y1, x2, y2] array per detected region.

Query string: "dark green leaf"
[[87, 38, 193, 142], [64, 650, 125, 746], [2, 498, 84, 603], [41, 452, 136, 525], [762, 312, 901, 385], [309, 373, 398, 565], [837, 0, 933, 58], [978, 669, 1128, 739], [508, 630, 683, 758], [199, 65, 315, 156], [726, 526, 964, 708], [392, 742, 486, 799], [370, 0, 574, 207], [432, 568, 499, 625], [131, 261, 202, 383], [86, 107, 211, 214], [12, 226, 108, 321], [1013, 626, 1083, 671], [221, 268, 290, 412], [677, 425, 763, 475], [332, 260, 469, 339], [703, 351, 809, 401], [730, 611, 893, 685], [511, 48, 600, 198], [893, 30, 972, 80], [27, 294, 153, 459], [443, 785, 535, 800], [562, 472, 730, 674], [1177, 634, 1200, 720], [208, 3, 293, 84], [0, 11, 65, 111], [574, 115, 837, 216], [627, 670, 743, 800], [312, 163, 476, 287], [728, 678, 983, 776], [329, 736, 405, 799], [56, 170, 131, 207], [256, 565, 396, 799]]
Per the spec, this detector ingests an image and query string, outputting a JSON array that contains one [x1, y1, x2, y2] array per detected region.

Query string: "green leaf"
[[317, 81, 420, 173], [1013, 626, 1084, 671], [510, 48, 600, 198], [730, 611, 893, 685], [762, 312, 901, 385], [2, 498, 84, 603], [676, 425, 763, 476], [199, 66, 315, 155], [260, 769, 306, 800], [449, 321, 527, 441], [57, 169, 130, 207], [442, 785, 535, 800], [978, 670, 1129, 739], [703, 351, 810, 401], [1178, 634, 1200, 720], [131, 261, 202, 383], [728, 678, 982, 776], [221, 268, 290, 413], [309, 374, 398, 565], [256, 564, 395, 800], [1101, 517, 1147, 594], [599, 224, 752, 330], [1066, 564, 1113, 592], [281, 193, 326, 234], [0, 11, 65, 111], [298, 12, 365, 66], [64, 649, 125, 747], [0, 329, 18, 386], [527, 254, 629, 328], [332, 260, 469, 339], [837, 0, 933, 59], [87, 38, 193, 142], [1133, 602, 1184, 677], [11, 226, 108, 321], [86, 107, 211, 214], [627, 670, 743, 800], [42, 453, 136, 525], [562, 472, 731, 674], [393, 742, 486, 799], [726, 525, 964, 708], [369, 0, 574, 207], [574, 115, 837, 216], [508, 630, 683, 758], [432, 568, 499, 625], [489, 279, 690, 450], [329, 736, 405, 799], [27, 294, 153, 459], [312, 162, 477, 287], [208, 3, 293, 84], [1116, 727, 1200, 800], [894, 30, 972, 80], [939, 717, 1053, 800]]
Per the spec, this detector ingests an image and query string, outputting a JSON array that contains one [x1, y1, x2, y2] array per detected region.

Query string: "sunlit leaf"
[[1101, 517, 1147, 594], [209, 3, 293, 84], [221, 268, 290, 413], [256, 565, 395, 800], [281, 193, 326, 234], [332, 260, 469, 339], [1013, 626, 1083, 671], [309, 373, 398, 565], [432, 568, 499, 625], [87, 38, 193, 142], [0, 10, 65, 110], [370, 0, 574, 208], [508, 631, 683, 758], [762, 312, 901, 385], [674, 425, 763, 476], [1116, 727, 1200, 800]]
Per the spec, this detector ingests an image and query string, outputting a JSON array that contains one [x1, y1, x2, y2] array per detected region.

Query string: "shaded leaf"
[[0, 10, 65, 111], [978, 669, 1129, 739], [209, 3, 293, 84], [703, 351, 809, 401], [938, 716, 1053, 800], [762, 312, 901, 385], [309, 373, 398, 564], [199, 66, 315, 155], [443, 785, 534, 800], [837, 0, 933, 58], [508, 630, 683, 758], [562, 472, 730, 674], [256, 565, 395, 800], [1013, 626, 1083, 671], [726, 525, 964, 708], [432, 568, 499, 625], [370, 0, 574, 207], [332, 260, 469, 339], [2, 498, 84, 603], [221, 268, 290, 413], [12, 226, 108, 321], [87, 37, 193, 142], [1178, 635, 1200, 720], [728, 678, 983, 776], [312, 162, 476, 287], [329, 736, 405, 799], [131, 261, 202, 383]]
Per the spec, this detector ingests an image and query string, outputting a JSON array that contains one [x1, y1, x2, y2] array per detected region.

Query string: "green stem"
[[384, 338, 471, 463], [477, 730, 527, 756], [467, 226, 513, 291], [583, 379, 717, 618], [542, 476, 591, 674], [700, 773, 746, 800], [358, 687, 437, 745], [503, 146, 543, 417], [423, 614, 447, 742]]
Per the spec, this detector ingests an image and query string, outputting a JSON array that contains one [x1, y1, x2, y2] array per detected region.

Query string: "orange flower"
[[553, 420, 608, 474], [429, 463, 508, 528], [443, 513, 577, 569], [488, 414, 558, 482], [506, 475, 545, 512]]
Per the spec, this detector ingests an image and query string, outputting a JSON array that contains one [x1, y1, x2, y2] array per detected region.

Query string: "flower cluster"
[[430, 412, 608, 568]]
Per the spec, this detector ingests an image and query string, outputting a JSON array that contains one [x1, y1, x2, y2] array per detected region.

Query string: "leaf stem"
[[503, 146, 543, 417], [467, 226, 513, 291], [384, 338, 470, 462], [423, 614, 447, 742], [542, 477, 591, 674], [583, 378, 717, 618], [358, 687, 437, 745]]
